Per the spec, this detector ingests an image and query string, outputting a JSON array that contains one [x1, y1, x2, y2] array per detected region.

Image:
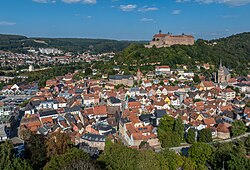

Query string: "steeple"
[[219, 58, 222, 68], [159, 30, 162, 34]]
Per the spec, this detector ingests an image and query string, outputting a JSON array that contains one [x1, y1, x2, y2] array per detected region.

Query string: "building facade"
[[145, 30, 195, 48], [215, 60, 231, 83]]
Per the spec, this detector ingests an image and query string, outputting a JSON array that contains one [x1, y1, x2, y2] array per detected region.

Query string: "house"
[[93, 105, 108, 121], [107, 97, 122, 108], [1, 84, 22, 95], [151, 109, 167, 127], [155, 66, 171, 75], [20, 116, 41, 132], [142, 80, 152, 88], [109, 75, 134, 87], [233, 83, 250, 93], [80, 133, 105, 150], [200, 81, 214, 91], [221, 88, 236, 101], [24, 100, 58, 115], [154, 100, 170, 110], [128, 87, 140, 97], [122, 122, 160, 149], [39, 109, 58, 121], [203, 118, 216, 127], [127, 101, 141, 110], [83, 94, 100, 107], [216, 123, 230, 139], [92, 123, 116, 136], [0, 102, 12, 116]]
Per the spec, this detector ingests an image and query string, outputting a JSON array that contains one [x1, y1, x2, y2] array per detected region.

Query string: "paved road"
[[168, 133, 250, 153]]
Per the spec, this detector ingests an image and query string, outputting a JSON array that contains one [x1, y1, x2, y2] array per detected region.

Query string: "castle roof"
[[154, 34, 167, 38]]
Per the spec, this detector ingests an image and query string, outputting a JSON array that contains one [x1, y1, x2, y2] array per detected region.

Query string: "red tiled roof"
[[217, 123, 230, 133], [203, 118, 216, 125], [93, 105, 107, 115], [128, 101, 141, 109], [153, 34, 167, 38]]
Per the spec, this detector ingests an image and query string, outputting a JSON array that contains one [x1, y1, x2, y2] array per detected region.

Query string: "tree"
[[157, 115, 176, 147], [198, 128, 212, 143], [44, 148, 97, 170], [227, 155, 250, 170], [158, 115, 184, 147], [137, 150, 162, 170], [4, 158, 32, 170], [0, 141, 32, 170], [193, 74, 201, 83], [139, 141, 152, 150], [98, 140, 137, 170], [18, 128, 32, 141], [174, 116, 184, 141], [231, 120, 247, 137], [188, 142, 213, 169], [46, 132, 71, 158], [186, 129, 196, 144], [0, 141, 15, 169], [245, 136, 250, 155], [182, 157, 196, 170], [25, 134, 47, 169], [160, 149, 184, 170], [85, 67, 92, 75]]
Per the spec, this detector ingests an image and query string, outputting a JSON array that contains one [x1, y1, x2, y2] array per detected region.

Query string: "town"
[[1, 53, 250, 151], [0, 27, 250, 169]]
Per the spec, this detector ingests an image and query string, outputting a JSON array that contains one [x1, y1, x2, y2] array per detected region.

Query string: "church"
[[215, 60, 231, 83]]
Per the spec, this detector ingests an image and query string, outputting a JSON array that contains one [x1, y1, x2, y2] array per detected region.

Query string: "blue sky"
[[0, 0, 250, 40]]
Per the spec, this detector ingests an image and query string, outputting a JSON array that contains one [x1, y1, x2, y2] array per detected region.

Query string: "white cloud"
[[120, 4, 137, 12], [172, 10, 181, 15], [176, 0, 191, 2], [62, 0, 96, 4], [177, 0, 250, 6], [86, 15, 92, 19], [140, 18, 154, 22], [0, 21, 16, 26], [222, 15, 237, 18], [138, 6, 158, 12], [32, 0, 56, 3]]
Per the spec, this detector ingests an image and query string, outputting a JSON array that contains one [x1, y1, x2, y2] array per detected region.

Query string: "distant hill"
[[113, 32, 250, 75], [0, 34, 146, 54]]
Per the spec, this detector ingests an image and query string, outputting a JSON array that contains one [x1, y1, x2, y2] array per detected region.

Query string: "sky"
[[0, 0, 250, 40]]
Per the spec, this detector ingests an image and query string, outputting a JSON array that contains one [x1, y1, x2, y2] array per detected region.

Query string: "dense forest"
[[0, 34, 144, 54], [113, 32, 250, 75]]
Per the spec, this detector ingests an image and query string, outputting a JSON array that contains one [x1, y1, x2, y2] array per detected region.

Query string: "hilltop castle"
[[145, 30, 195, 48]]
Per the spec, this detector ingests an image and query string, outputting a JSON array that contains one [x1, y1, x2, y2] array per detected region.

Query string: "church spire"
[[219, 58, 222, 68]]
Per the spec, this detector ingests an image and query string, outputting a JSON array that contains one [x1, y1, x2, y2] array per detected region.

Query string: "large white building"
[[155, 66, 171, 75]]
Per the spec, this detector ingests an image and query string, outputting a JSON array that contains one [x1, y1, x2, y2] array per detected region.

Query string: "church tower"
[[217, 59, 229, 83], [137, 68, 143, 85]]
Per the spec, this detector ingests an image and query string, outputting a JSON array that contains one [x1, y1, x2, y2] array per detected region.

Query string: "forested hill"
[[114, 32, 250, 75], [0, 34, 145, 54]]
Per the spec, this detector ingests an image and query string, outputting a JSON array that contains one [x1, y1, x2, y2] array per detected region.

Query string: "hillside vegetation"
[[114, 32, 250, 75], [0, 34, 143, 54]]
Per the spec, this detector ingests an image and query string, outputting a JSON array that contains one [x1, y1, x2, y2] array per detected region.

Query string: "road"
[[168, 133, 250, 153]]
